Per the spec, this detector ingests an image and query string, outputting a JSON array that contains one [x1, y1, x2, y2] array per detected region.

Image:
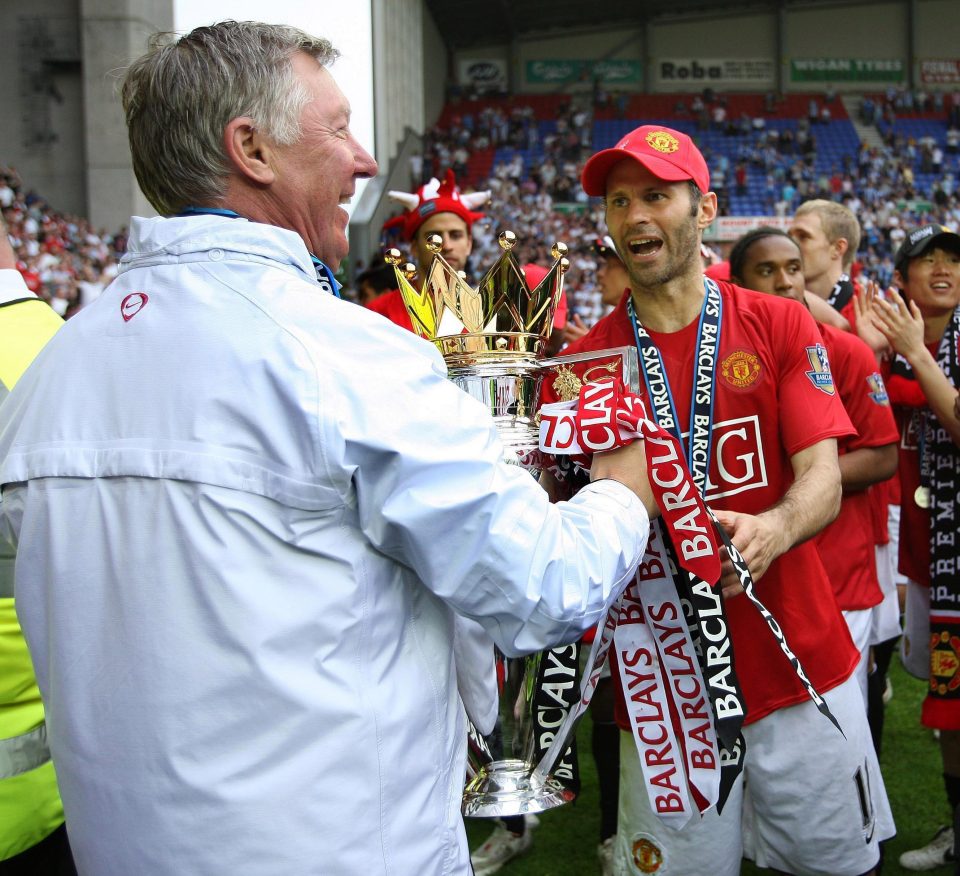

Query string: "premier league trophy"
[[384, 232, 638, 818]]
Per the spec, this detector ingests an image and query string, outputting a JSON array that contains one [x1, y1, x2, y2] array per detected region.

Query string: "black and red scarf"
[[890, 305, 960, 728]]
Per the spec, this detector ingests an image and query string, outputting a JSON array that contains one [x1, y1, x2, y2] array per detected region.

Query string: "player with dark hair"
[[551, 125, 894, 876], [730, 227, 898, 708]]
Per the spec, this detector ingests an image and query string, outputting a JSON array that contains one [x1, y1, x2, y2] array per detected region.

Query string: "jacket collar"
[[121, 215, 319, 283]]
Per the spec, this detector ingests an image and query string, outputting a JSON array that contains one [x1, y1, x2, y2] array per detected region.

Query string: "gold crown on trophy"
[[384, 231, 569, 366]]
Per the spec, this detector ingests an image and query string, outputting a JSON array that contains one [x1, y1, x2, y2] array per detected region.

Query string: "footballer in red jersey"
[[549, 125, 894, 876], [729, 227, 898, 708]]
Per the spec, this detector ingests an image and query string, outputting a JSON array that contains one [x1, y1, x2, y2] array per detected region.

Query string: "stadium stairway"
[[843, 95, 885, 149]]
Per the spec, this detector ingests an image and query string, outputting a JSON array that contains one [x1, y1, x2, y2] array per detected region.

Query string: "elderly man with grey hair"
[[0, 20, 656, 876]]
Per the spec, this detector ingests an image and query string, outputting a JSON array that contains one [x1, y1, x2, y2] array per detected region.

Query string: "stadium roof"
[[423, 0, 873, 49]]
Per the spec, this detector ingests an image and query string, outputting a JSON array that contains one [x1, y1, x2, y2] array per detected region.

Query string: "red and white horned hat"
[[387, 169, 491, 241]]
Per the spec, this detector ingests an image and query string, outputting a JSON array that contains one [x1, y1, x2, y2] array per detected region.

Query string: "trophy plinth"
[[463, 759, 570, 818]]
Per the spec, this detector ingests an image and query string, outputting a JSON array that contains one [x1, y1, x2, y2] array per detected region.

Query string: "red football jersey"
[[813, 323, 899, 610], [558, 280, 859, 724]]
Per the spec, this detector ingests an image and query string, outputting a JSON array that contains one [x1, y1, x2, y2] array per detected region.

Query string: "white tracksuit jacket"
[[0, 215, 649, 875]]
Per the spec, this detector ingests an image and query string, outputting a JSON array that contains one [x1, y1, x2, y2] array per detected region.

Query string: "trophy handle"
[[540, 345, 641, 396]]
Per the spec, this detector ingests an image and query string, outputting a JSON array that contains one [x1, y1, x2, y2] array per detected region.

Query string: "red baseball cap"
[[581, 125, 710, 197]]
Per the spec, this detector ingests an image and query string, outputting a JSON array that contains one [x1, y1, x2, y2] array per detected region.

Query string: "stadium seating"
[[440, 91, 960, 214]]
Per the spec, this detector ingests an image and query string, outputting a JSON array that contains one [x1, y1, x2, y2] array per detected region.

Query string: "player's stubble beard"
[[623, 212, 703, 296]]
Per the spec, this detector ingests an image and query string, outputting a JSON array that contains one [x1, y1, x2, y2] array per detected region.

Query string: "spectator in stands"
[[607, 92, 624, 119], [712, 102, 727, 131], [593, 78, 609, 109], [947, 126, 960, 154], [934, 145, 945, 174]]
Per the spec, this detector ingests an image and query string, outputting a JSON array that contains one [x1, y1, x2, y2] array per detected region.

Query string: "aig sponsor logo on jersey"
[[680, 415, 769, 501], [804, 343, 836, 395]]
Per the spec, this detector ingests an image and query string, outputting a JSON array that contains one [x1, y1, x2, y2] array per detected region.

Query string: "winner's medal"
[[915, 485, 931, 509]]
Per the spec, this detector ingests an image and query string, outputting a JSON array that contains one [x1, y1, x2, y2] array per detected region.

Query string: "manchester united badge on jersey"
[[630, 833, 666, 873], [720, 349, 762, 390], [804, 344, 836, 395]]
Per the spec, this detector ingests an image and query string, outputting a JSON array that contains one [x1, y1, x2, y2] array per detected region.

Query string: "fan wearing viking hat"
[[368, 170, 490, 331], [372, 170, 570, 355]]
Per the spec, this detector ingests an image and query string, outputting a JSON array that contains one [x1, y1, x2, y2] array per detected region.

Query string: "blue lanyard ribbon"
[[627, 278, 723, 494]]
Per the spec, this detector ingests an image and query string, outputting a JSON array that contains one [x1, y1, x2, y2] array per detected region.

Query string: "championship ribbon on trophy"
[[384, 231, 639, 818]]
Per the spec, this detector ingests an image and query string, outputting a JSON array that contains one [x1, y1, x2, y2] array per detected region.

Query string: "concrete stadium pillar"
[[80, 0, 172, 232]]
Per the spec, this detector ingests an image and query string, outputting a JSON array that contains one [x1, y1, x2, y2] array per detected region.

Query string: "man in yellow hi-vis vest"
[[0, 218, 72, 874]]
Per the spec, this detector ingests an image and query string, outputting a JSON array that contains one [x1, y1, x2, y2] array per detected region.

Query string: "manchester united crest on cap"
[[645, 131, 680, 154]]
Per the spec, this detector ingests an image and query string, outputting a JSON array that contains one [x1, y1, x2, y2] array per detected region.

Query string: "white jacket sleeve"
[[453, 615, 498, 735], [325, 313, 649, 657]]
